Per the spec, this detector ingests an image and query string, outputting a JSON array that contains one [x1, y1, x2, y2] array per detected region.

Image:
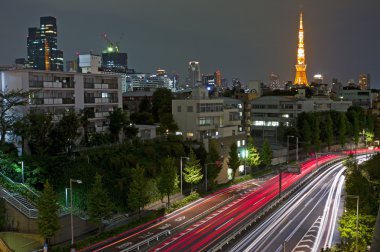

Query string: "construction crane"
[[101, 33, 120, 53]]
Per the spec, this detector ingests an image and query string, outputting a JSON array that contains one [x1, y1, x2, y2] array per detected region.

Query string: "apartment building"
[[0, 69, 122, 132], [172, 87, 244, 141]]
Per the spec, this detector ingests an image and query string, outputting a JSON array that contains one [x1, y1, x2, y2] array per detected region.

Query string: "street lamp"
[[70, 178, 82, 251], [346, 195, 359, 252], [65, 187, 70, 208], [204, 163, 214, 192], [20, 161, 24, 184], [180, 156, 189, 195], [243, 148, 248, 176]]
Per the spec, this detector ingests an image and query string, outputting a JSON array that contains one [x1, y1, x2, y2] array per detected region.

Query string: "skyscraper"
[[294, 12, 308, 86], [214, 70, 222, 86], [27, 16, 64, 71], [187, 61, 201, 87], [269, 72, 281, 90], [358, 73, 370, 90]]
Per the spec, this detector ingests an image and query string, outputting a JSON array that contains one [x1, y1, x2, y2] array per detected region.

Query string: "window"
[[284, 104, 293, 109], [267, 105, 278, 109], [297, 104, 302, 110], [237, 140, 241, 147], [177, 106, 181, 112], [242, 140, 246, 146], [252, 104, 265, 109], [197, 103, 223, 113], [232, 130, 236, 136], [187, 106, 193, 112]]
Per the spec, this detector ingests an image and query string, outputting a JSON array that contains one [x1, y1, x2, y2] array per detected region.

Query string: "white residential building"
[[172, 87, 244, 141], [0, 69, 122, 133]]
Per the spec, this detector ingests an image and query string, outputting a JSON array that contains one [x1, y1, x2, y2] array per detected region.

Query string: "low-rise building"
[[173, 87, 246, 183], [250, 95, 352, 143], [172, 87, 244, 141], [338, 89, 377, 109]]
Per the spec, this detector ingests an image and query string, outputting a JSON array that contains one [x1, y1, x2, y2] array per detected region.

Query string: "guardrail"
[[120, 230, 171, 252], [209, 157, 345, 251], [1, 188, 38, 219]]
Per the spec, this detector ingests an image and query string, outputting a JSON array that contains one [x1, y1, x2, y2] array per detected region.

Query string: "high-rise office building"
[[214, 70, 222, 86], [294, 12, 308, 86], [269, 73, 281, 90], [187, 61, 201, 87], [358, 73, 370, 90], [27, 16, 64, 71]]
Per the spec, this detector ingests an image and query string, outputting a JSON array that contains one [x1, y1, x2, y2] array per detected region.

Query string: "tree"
[[49, 111, 80, 154], [260, 138, 273, 168], [339, 211, 376, 251], [158, 157, 178, 206], [246, 137, 261, 173], [302, 119, 312, 153], [128, 165, 150, 216], [87, 173, 113, 233], [326, 114, 334, 151], [206, 141, 223, 189], [138, 96, 152, 113], [123, 124, 138, 139], [183, 149, 203, 192], [130, 112, 154, 125], [108, 108, 128, 142], [158, 113, 179, 134], [0, 89, 30, 144], [228, 143, 240, 181], [79, 108, 93, 146], [151, 88, 173, 123], [338, 113, 347, 148], [14, 112, 53, 155], [37, 180, 59, 245], [312, 116, 321, 152]]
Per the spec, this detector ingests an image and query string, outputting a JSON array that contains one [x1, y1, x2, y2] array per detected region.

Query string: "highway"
[[151, 155, 339, 252], [79, 177, 265, 252], [230, 155, 369, 252], [81, 149, 377, 252]]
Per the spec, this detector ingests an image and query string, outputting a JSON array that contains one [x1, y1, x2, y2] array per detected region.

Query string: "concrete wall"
[[3, 201, 96, 245]]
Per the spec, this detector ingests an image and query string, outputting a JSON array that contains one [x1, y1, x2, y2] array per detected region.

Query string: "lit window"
[[237, 140, 241, 147], [242, 140, 245, 146]]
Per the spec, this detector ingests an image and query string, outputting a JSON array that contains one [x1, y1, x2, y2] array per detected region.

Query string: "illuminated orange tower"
[[294, 12, 308, 86]]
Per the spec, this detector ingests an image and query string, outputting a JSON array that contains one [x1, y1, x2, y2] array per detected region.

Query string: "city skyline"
[[1, 0, 380, 86]]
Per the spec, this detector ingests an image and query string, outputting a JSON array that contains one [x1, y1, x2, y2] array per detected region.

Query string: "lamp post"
[[70, 178, 82, 251], [180, 156, 189, 195], [20, 161, 24, 184], [204, 163, 214, 192], [65, 188, 70, 208], [244, 148, 248, 176], [347, 195, 359, 252]]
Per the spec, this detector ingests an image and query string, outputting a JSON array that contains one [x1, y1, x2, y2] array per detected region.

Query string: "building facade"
[[187, 61, 201, 87], [172, 87, 244, 141], [338, 89, 377, 109], [250, 95, 352, 143], [27, 16, 64, 71], [0, 70, 122, 133]]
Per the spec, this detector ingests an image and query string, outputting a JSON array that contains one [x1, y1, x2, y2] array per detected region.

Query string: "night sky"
[[1, 0, 380, 86]]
